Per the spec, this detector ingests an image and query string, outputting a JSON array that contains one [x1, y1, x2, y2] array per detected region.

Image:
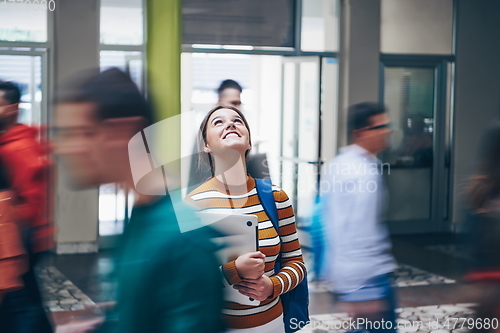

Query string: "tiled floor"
[[36, 266, 96, 312], [394, 264, 456, 287], [298, 303, 476, 333], [38, 234, 484, 331], [310, 263, 456, 294], [38, 262, 457, 313]]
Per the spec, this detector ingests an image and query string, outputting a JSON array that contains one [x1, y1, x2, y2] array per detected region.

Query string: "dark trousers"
[[0, 252, 53, 333]]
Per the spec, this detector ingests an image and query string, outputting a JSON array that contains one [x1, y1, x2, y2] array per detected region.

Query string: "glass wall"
[[100, 50, 143, 90], [180, 53, 283, 190], [379, 0, 454, 233], [98, 0, 144, 239], [180, 0, 340, 225], [98, 49, 140, 236], [0, 55, 42, 125]]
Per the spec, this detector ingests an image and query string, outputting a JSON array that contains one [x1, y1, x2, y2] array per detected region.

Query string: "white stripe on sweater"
[[280, 233, 298, 243], [222, 296, 280, 316], [283, 266, 301, 284], [281, 271, 293, 293], [278, 216, 295, 227], [282, 249, 302, 258], [276, 200, 292, 210], [259, 236, 280, 247], [192, 189, 258, 201]]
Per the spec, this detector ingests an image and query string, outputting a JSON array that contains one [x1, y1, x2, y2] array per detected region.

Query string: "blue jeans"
[[336, 274, 397, 333], [0, 250, 53, 333]]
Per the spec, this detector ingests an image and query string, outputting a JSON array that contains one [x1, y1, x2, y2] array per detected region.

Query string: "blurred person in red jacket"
[[0, 80, 54, 332]]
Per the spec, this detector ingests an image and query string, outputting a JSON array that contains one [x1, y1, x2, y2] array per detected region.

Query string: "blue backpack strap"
[[255, 178, 279, 231], [255, 178, 283, 269], [255, 178, 281, 267], [255, 178, 310, 333]]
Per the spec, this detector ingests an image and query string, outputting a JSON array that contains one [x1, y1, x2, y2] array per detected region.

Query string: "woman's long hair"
[[197, 105, 252, 177], [467, 119, 500, 212]]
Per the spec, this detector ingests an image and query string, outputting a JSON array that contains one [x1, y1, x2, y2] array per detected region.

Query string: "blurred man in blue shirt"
[[321, 102, 397, 333]]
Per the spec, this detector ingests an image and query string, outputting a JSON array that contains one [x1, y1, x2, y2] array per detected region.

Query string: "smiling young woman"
[[185, 105, 307, 333]]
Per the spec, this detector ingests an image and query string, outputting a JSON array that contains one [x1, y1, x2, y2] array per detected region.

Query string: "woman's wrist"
[[222, 260, 243, 285]]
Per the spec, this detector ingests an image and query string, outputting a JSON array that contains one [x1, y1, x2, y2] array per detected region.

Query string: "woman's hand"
[[233, 275, 274, 301], [235, 251, 265, 279]]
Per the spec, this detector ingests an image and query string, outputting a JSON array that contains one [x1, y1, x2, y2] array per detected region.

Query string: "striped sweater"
[[186, 176, 306, 329]]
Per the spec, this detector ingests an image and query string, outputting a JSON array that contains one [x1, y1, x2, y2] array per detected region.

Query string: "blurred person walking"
[[320, 102, 397, 333], [54, 68, 223, 333], [185, 105, 308, 333], [216, 79, 243, 109], [464, 119, 500, 331], [0, 81, 55, 333]]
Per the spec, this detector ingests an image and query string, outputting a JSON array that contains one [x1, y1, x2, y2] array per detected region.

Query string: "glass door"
[[381, 58, 450, 234], [280, 56, 322, 225]]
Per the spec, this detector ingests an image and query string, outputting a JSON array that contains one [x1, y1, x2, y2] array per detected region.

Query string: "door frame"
[[379, 54, 454, 234]]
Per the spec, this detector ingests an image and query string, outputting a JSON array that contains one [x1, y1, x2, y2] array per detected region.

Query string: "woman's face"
[[204, 108, 250, 156]]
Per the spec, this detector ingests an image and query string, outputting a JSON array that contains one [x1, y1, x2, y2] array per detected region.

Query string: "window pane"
[[189, 53, 254, 126], [0, 55, 42, 125], [99, 183, 134, 236], [100, 0, 143, 45], [100, 51, 143, 91], [301, 0, 339, 52], [0, 4, 47, 42], [381, 0, 453, 54]]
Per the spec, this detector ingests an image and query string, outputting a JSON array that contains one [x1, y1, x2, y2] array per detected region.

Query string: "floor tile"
[[36, 266, 96, 312], [298, 303, 476, 333]]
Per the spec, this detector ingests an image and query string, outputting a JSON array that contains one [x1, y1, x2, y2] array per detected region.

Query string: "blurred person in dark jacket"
[[0, 81, 55, 333], [464, 119, 500, 331], [54, 68, 223, 333]]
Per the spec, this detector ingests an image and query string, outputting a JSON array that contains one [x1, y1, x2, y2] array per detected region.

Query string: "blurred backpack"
[[303, 194, 326, 281]]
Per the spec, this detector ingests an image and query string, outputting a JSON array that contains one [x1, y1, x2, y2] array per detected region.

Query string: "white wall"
[[381, 0, 453, 55], [338, 0, 381, 147], [53, 0, 100, 253]]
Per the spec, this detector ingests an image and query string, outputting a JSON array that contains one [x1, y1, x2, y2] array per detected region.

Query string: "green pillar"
[[146, 0, 182, 173]]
